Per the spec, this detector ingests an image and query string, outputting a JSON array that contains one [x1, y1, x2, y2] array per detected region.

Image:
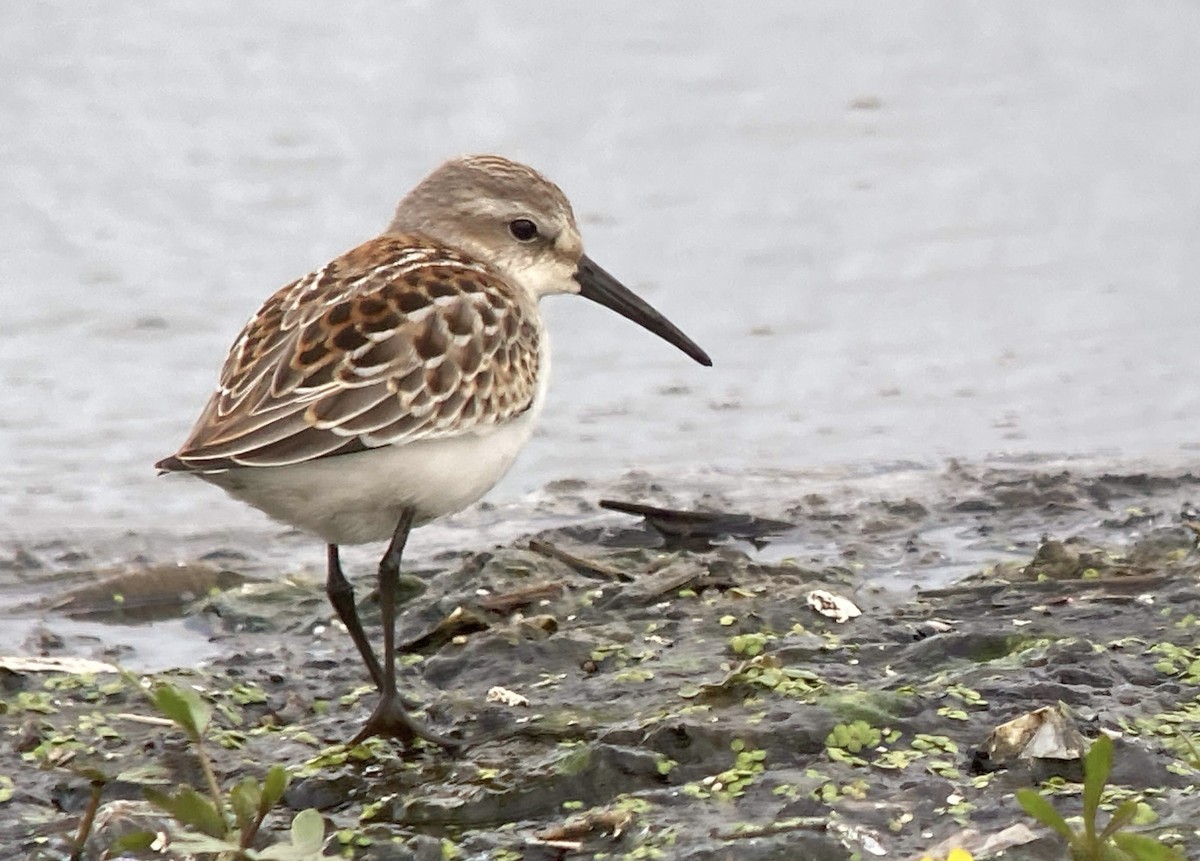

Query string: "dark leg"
[[348, 509, 460, 751], [325, 544, 384, 689]]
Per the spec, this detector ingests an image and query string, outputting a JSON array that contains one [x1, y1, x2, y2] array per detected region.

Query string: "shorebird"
[[156, 155, 711, 749]]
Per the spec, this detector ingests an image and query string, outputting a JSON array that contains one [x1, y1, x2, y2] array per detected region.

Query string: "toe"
[[348, 694, 461, 752]]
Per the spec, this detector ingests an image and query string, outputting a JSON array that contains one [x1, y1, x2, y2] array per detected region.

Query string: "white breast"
[[200, 336, 552, 546]]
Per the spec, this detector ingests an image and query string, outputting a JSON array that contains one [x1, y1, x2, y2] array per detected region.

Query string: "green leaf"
[[143, 786, 173, 815], [153, 683, 211, 738], [1096, 843, 1138, 861], [261, 765, 290, 813], [290, 808, 325, 854], [1083, 734, 1114, 834], [152, 685, 195, 734], [107, 830, 159, 853], [169, 832, 243, 854], [1109, 832, 1185, 861], [256, 809, 330, 860], [1099, 798, 1140, 841], [230, 777, 260, 829], [1016, 788, 1075, 839], [145, 786, 227, 838]]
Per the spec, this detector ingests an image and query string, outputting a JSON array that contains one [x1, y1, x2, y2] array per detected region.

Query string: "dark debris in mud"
[[2, 463, 1200, 859]]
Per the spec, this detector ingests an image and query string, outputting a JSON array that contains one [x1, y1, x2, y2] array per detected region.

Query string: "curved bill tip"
[[574, 255, 712, 367]]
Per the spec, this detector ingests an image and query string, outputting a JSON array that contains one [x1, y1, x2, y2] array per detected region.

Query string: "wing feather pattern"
[[157, 234, 541, 472]]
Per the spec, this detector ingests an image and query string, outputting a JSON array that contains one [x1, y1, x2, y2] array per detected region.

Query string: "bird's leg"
[[348, 509, 460, 751], [325, 544, 421, 709], [324, 544, 384, 689]]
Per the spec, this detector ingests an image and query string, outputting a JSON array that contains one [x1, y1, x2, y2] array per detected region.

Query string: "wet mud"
[[2, 460, 1200, 859]]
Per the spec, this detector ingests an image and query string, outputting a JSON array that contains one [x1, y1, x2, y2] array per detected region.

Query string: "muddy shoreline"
[[2, 460, 1200, 859]]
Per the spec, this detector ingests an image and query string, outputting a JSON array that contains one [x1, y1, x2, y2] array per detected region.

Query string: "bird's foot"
[[347, 693, 462, 752]]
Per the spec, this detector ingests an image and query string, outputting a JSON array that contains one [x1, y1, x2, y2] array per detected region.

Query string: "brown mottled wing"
[[158, 234, 541, 471]]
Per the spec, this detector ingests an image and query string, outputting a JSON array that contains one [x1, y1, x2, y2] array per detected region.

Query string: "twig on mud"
[[643, 567, 702, 597], [537, 807, 635, 841], [110, 712, 176, 727], [528, 539, 634, 582], [709, 816, 826, 840], [476, 580, 566, 613], [639, 567, 736, 602], [918, 573, 1176, 600]]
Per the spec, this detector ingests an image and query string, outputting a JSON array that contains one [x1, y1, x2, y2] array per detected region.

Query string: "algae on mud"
[[2, 462, 1200, 859]]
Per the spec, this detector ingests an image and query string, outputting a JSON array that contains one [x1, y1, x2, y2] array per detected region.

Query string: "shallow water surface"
[[1, 2, 1198, 546]]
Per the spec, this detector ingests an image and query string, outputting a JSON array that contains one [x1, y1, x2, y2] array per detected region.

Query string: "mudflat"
[[3, 460, 1199, 859]]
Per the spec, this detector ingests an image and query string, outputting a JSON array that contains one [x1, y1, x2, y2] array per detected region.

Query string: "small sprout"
[[826, 720, 882, 754], [613, 668, 655, 683], [926, 760, 961, 779], [145, 786, 226, 839], [16, 691, 57, 714], [729, 632, 773, 656], [1017, 734, 1184, 861], [152, 683, 211, 740]]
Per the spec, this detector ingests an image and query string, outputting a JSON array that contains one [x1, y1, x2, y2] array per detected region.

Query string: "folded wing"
[[157, 234, 541, 472]]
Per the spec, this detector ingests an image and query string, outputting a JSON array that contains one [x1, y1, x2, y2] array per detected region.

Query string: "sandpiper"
[[156, 155, 711, 748]]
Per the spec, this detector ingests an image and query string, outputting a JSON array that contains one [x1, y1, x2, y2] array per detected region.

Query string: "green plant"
[[121, 679, 335, 860], [1016, 734, 1182, 861], [27, 703, 169, 860]]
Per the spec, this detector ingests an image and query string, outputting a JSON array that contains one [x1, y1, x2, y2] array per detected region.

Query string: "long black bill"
[[575, 255, 712, 366]]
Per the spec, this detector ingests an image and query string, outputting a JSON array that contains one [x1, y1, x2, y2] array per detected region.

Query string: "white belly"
[[198, 344, 551, 546], [200, 408, 536, 544]]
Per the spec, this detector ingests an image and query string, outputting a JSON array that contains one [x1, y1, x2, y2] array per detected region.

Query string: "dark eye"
[[508, 218, 539, 242]]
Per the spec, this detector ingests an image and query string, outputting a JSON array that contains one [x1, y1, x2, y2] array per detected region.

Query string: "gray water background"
[[2, 1, 1199, 547]]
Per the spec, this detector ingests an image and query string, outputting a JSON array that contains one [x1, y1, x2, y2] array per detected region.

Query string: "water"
[[2, 1, 1199, 544]]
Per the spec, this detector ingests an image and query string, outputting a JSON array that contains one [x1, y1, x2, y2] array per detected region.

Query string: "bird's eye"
[[508, 218, 539, 242]]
